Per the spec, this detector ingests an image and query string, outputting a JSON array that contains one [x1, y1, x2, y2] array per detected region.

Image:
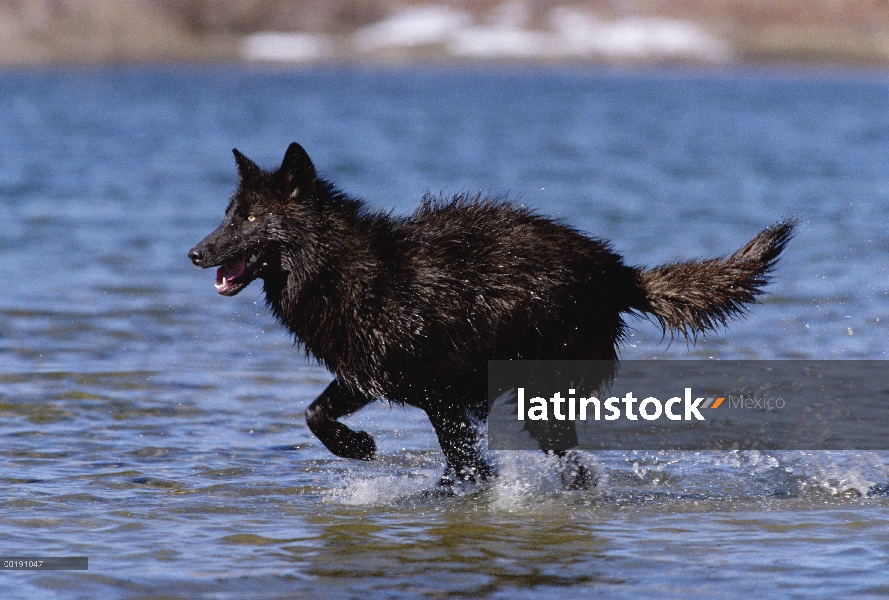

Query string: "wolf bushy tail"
[[634, 219, 796, 339]]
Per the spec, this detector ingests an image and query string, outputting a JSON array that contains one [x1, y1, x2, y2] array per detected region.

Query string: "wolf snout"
[[188, 246, 206, 266]]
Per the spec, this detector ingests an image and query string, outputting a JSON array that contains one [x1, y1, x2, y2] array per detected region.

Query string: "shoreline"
[[1, 2, 887, 69], [2, 58, 887, 77]]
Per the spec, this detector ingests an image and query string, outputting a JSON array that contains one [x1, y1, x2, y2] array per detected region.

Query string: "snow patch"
[[353, 5, 473, 53], [353, 5, 731, 62], [549, 8, 732, 61], [242, 32, 332, 62]]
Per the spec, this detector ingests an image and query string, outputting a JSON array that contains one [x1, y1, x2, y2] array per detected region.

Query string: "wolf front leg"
[[426, 405, 494, 485], [305, 380, 376, 460]]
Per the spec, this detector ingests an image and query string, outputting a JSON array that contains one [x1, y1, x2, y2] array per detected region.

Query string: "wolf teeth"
[[215, 277, 228, 290]]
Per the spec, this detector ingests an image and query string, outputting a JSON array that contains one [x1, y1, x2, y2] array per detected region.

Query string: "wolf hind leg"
[[426, 406, 494, 485], [305, 380, 376, 460]]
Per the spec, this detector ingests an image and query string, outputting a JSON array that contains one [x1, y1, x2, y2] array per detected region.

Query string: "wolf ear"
[[279, 143, 316, 189], [233, 148, 261, 181]]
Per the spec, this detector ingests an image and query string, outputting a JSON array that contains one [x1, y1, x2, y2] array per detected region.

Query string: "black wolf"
[[189, 143, 794, 484]]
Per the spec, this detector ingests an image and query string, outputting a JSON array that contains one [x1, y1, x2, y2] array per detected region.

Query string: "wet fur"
[[189, 143, 795, 483]]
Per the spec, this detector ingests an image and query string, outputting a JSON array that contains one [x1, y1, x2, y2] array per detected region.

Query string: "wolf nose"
[[188, 247, 205, 266]]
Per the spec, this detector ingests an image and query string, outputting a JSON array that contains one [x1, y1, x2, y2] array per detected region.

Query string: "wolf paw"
[[323, 428, 376, 461], [558, 452, 597, 491], [438, 463, 495, 487], [349, 430, 376, 461]]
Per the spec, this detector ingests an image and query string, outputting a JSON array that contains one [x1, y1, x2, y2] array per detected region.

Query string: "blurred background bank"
[[1, 0, 888, 66]]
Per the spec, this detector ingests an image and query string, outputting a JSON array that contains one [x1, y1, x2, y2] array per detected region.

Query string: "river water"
[[1, 66, 888, 598]]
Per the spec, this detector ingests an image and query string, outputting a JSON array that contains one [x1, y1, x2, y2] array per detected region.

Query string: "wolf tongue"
[[215, 257, 247, 285]]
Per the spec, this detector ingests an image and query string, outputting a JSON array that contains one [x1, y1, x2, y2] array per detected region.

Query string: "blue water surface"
[[0, 65, 887, 599]]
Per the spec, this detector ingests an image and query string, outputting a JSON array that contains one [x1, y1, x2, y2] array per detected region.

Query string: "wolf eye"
[[247, 215, 256, 222]]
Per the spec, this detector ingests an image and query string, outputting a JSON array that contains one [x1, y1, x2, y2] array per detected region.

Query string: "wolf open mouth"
[[214, 252, 263, 295]]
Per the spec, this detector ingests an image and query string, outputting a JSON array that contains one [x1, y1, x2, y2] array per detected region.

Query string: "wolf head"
[[188, 143, 319, 296]]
